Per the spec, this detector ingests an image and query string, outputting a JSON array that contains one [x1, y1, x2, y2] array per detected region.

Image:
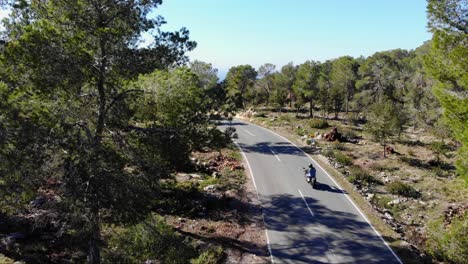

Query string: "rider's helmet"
[[308, 163, 314, 169]]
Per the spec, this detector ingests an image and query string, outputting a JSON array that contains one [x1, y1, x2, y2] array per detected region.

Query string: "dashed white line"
[[240, 119, 404, 264], [268, 147, 281, 162], [298, 189, 315, 217], [242, 128, 255, 136]]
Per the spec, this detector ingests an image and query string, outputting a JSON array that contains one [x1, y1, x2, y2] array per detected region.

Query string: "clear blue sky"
[[155, 0, 432, 76]]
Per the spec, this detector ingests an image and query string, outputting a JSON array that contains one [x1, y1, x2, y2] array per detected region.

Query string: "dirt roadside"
[[166, 149, 270, 263]]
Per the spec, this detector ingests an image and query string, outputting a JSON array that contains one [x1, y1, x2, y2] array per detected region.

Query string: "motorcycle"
[[303, 167, 317, 188]]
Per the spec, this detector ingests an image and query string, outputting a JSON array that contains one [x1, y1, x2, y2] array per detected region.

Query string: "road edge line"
[[234, 141, 275, 264], [242, 119, 403, 264]]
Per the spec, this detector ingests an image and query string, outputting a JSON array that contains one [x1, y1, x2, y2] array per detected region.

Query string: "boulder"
[[323, 127, 342, 142], [224, 189, 238, 198], [203, 184, 219, 192]]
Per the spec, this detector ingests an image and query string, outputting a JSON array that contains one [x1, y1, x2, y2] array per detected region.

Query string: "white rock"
[[203, 184, 218, 191], [384, 212, 394, 220]]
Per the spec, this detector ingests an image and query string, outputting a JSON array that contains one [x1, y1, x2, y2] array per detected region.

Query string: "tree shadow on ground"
[[260, 193, 403, 264], [380, 235, 433, 264], [399, 156, 456, 171], [217, 121, 248, 127], [158, 189, 270, 259], [398, 139, 427, 147], [237, 141, 305, 157]]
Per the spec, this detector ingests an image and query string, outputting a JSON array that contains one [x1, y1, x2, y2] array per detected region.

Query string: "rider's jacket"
[[307, 168, 316, 177]]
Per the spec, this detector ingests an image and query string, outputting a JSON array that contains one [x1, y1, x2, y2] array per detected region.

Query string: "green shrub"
[[334, 151, 353, 166], [295, 126, 308, 136], [191, 246, 223, 264], [198, 177, 221, 190], [341, 129, 358, 141], [103, 214, 197, 263], [371, 195, 393, 209], [426, 212, 468, 264], [430, 141, 449, 161], [277, 114, 293, 123], [322, 148, 335, 158], [369, 162, 398, 172], [386, 181, 421, 198], [331, 142, 346, 151], [432, 166, 447, 177], [253, 112, 267, 118], [309, 118, 329, 129], [348, 166, 379, 186]]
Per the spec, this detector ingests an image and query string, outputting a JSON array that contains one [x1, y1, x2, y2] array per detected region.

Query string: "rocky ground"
[[168, 150, 269, 263]]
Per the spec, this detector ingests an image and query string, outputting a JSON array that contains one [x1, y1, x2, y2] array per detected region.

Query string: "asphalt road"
[[219, 120, 402, 264]]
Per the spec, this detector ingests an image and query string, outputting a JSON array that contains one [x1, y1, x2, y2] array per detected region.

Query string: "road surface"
[[220, 120, 402, 264]]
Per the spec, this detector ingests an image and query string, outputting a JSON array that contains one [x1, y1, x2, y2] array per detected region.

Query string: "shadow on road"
[[216, 121, 247, 127], [313, 182, 348, 194], [238, 141, 305, 157], [261, 193, 401, 264]]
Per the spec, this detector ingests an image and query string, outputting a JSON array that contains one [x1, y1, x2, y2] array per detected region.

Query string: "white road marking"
[[268, 147, 281, 162], [234, 141, 274, 263], [298, 189, 315, 217], [242, 128, 255, 136], [235, 141, 259, 200], [264, 223, 275, 264], [242, 120, 404, 264]]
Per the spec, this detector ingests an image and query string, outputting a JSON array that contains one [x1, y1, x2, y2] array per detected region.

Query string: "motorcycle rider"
[[306, 163, 316, 182]]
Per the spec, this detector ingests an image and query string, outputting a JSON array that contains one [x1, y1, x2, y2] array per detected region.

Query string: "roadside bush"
[[341, 128, 358, 141], [331, 142, 346, 151], [348, 166, 380, 186], [309, 118, 329, 129], [295, 126, 308, 136], [191, 246, 223, 264], [371, 195, 393, 209], [426, 212, 468, 264], [430, 141, 449, 162], [386, 181, 421, 198], [369, 162, 398, 172], [432, 166, 448, 177], [334, 151, 353, 166], [253, 112, 267, 118], [198, 177, 221, 191], [277, 114, 293, 123], [322, 148, 335, 158], [103, 214, 197, 263]]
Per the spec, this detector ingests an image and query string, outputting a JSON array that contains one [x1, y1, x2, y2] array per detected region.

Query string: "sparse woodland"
[[0, 0, 466, 263]]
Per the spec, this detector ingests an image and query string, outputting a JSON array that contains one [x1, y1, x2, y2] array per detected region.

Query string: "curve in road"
[[221, 120, 402, 264]]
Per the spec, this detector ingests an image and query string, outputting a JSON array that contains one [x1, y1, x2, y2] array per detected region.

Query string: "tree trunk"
[[89, 26, 107, 264], [89, 202, 101, 264], [383, 139, 386, 158], [309, 98, 313, 118], [345, 92, 349, 114]]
